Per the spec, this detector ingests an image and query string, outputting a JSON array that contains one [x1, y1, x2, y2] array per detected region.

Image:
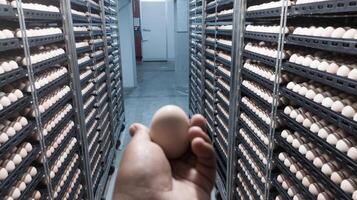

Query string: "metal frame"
[[59, 1, 94, 199]]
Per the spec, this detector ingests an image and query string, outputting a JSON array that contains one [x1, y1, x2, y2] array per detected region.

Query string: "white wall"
[[166, 0, 175, 61], [174, 0, 189, 88], [119, 0, 137, 88]]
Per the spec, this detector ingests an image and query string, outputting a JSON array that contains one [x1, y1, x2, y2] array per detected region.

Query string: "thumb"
[[129, 123, 151, 141]]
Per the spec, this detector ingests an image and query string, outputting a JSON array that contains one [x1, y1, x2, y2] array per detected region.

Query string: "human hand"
[[113, 114, 216, 200]]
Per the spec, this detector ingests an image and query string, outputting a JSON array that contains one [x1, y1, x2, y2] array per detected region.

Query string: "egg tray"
[[290, 0, 357, 16], [217, 104, 229, 124], [85, 110, 98, 130], [204, 108, 216, 129], [0, 4, 16, 18], [18, 167, 43, 200], [78, 59, 93, 70], [216, 55, 232, 68], [217, 80, 230, 97], [89, 141, 100, 160], [80, 72, 94, 87], [236, 165, 262, 200], [90, 17, 102, 24], [243, 50, 277, 67], [0, 38, 21, 52], [242, 68, 274, 91], [27, 34, 64, 48], [0, 68, 26, 88], [91, 30, 103, 37], [92, 42, 104, 50], [74, 31, 90, 38], [97, 113, 110, 133], [217, 91, 229, 110], [241, 86, 272, 111], [96, 104, 108, 121], [215, 146, 228, 177], [205, 59, 216, 72], [246, 7, 286, 20], [93, 62, 106, 73], [47, 128, 76, 167], [94, 96, 108, 110], [239, 152, 266, 192], [76, 46, 91, 55], [89, 2, 101, 12], [205, 80, 216, 95], [271, 176, 293, 200], [237, 142, 267, 178], [55, 161, 80, 200], [244, 31, 280, 43], [275, 134, 351, 200], [50, 146, 79, 188], [281, 87, 357, 135], [286, 34, 357, 56], [283, 61, 357, 95], [93, 84, 107, 98], [279, 111, 357, 173], [82, 85, 95, 100], [71, 0, 87, 8], [204, 89, 216, 105], [84, 99, 96, 116], [72, 14, 88, 23], [44, 111, 74, 145], [40, 93, 72, 124], [216, 116, 228, 137], [90, 149, 101, 173], [36, 75, 70, 99], [32, 54, 67, 74], [215, 126, 228, 151], [235, 180, 249, 200], [67, 177, 81, 200], [274, 156, 315, 200], [240, 103, 270, 133], [0, 95, 30, 121], [93, 53, 105, 61], [239, 120, 269, 154], [204, 71, 216, 84], [0, 144, 40, 196], [22, 9, 62, 21], [0, 121, 34, 158], [216, 41, 232, 52]]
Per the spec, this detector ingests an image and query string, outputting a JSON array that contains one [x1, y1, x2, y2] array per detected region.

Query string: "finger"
[[188, 126, 211, 144], [190, 114, 207, 132], [190, 137, 216, 188], [191, 137, 216, 169], [129, 123, 151, 141]]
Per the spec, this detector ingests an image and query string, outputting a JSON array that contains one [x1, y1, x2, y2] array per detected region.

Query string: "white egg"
[[340, 179, 357, 193], [337, 65, 351, 77], [342, 29, 357, 39], [302, 56, 313, 67], [0, 133, 9, 143], [345, 67, 357, 80], [347, 146, 357, 161], [5, 160, 15, 172], [2, 29, 14, 38], [313, 94, 325, 103], [310, 59, 320, 69], [354, 113, 357, 122], [305, 89, 317, 100], [295, 56, 305, 65], [322, 27, 335, 37], [13, 89, 23, 99], [342, 105, 356, 118], [326, 62, 339, 74], [321, 97, 334, 108], [331, 101, 344, 112], [317, 61, 329, 71], [313, 27, 324, 37], [7, 93, 17, 102], [331, 27, 346, 38]]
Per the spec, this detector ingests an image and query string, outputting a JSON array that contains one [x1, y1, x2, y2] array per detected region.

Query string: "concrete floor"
[[104, 61, 189, 199]]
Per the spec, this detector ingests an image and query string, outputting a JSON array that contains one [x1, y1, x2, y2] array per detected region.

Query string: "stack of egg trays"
[[105, 0, 123, 141], [236, 0, 287, 199], [189, 0, 204, 115], [276, 2, 357, 200], [0, 1, 83, 199]]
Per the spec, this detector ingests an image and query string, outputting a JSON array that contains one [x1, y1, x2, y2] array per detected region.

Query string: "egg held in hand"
[[150, 105, 190, 159]]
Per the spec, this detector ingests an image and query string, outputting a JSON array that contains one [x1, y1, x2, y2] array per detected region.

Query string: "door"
[[140, 1, 167, 61]]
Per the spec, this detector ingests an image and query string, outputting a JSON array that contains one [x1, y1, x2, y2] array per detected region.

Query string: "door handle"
[[142, 29, 151, 32]]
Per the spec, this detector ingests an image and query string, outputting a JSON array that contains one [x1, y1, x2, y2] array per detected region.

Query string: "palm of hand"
[[114, 115, 216, 200]]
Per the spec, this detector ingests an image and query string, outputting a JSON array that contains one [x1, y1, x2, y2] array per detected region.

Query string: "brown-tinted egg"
[[150, 105, 190, 159]]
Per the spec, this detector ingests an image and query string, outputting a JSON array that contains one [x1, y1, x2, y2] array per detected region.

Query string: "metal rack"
[[0, 0, 125, 199], [189, 0, 357, 199]]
